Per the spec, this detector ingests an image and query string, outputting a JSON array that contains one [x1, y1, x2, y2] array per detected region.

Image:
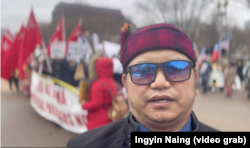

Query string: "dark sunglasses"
[[126, 60, 194, 85]]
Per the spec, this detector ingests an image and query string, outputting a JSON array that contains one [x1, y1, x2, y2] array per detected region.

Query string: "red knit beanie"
[[120, 23, 195, 69]]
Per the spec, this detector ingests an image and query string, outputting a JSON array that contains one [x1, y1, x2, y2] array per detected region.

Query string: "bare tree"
[[134, 0, 250, 59], [241, 0, 250, 7], [135, 0, 212, 40]]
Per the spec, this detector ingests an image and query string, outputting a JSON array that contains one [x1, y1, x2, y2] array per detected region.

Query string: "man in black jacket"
[[67, 23, 218, 148]]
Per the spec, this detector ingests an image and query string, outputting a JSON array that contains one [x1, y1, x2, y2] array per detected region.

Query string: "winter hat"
[[120, 23, 195, 70]]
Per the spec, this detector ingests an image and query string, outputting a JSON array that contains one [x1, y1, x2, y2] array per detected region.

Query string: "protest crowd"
[[1, 8, 131, 132], [1, 1, 250, 143]]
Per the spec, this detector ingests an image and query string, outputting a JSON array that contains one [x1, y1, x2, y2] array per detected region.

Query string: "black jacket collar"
[[126, 111, 201, 132], [123, 111, 204, 147]]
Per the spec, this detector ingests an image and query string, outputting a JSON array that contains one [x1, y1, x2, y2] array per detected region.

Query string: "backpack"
[[98, 80, 129, 122], [78, 54, 100, 103], [78, 79, 91, 103]]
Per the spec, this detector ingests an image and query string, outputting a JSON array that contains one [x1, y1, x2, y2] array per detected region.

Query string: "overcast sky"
[[1, 0, 250, 35]]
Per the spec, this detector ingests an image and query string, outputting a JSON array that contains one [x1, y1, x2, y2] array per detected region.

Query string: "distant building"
[[39, 2, 130, 47], [245, 20, 250, 30]]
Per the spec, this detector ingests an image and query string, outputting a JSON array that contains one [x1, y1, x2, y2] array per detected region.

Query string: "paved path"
[[1, 78, 18, 92], [1, 92, 77, 147], [1, 79, 250, 147], [193, 90, 250, 131]]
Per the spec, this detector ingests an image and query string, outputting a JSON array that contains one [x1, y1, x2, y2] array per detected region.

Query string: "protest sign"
[[66, 38, 92, 63], [50, 41, 66, 59]]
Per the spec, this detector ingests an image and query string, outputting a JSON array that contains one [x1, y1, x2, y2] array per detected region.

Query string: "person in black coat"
[[51, 58, 63, 81], [237, 60, 244, 90], [67, 23, 218, 148], [61, 58, 79, 87], [199, 59, 212, 94]]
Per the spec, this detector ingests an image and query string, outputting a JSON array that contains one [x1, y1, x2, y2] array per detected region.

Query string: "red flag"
[[0, 33, 13, 79], [7, 30, 15, 41], [65, 18, 83, 55], [212, 43, 221, 63], [47, 16, 66, 57], [1, 26, 26, 80], [1, 32, 14, 66], [17, 8, 43, 79]]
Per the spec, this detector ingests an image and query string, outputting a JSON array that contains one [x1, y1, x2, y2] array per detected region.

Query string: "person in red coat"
[[82, 57, 116, 130]]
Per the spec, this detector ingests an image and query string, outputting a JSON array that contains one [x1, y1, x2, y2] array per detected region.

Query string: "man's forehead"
[[128, 49, 190, 66]]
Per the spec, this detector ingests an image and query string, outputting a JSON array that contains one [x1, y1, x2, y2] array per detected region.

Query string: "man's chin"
[[147, 114, 177, 124]]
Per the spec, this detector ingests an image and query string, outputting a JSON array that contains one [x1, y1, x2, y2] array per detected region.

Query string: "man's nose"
[[150, 68, 170, 89]]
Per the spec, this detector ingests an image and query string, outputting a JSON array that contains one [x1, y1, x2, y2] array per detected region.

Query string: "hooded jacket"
[[82, 57, 116, 130], [67, 111, 218, 148]]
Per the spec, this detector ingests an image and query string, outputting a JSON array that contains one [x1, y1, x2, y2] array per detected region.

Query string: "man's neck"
[[134, 113, 191, 132]]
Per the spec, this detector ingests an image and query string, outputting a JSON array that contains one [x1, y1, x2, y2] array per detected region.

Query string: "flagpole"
[[62, 16, 66, 42], [42, 40, 52, 74], [227, 35, 230, 63], [219, 42, 222, 65], [217, 2, 222, 66]]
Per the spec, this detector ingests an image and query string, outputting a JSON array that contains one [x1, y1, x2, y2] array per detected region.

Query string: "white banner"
[[30, 72, 88, 134], [67, 36, 92, 63], [50, 41, 66, 59]]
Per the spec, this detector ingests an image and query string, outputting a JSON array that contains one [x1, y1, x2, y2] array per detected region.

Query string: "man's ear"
[[195, 69, 199, 84], [122, 74, 126, 88]]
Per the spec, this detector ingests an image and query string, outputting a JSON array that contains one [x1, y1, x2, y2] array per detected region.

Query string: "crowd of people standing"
[[198, 58, 250, 99], [25, 44, 88, 87], [19, 43, 129, 130]]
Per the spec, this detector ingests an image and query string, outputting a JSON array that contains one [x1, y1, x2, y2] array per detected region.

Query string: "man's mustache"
[[143, 89, 179, 102]]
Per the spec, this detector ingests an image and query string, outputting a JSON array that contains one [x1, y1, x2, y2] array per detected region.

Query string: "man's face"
[[122, 49, 198, 128]]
